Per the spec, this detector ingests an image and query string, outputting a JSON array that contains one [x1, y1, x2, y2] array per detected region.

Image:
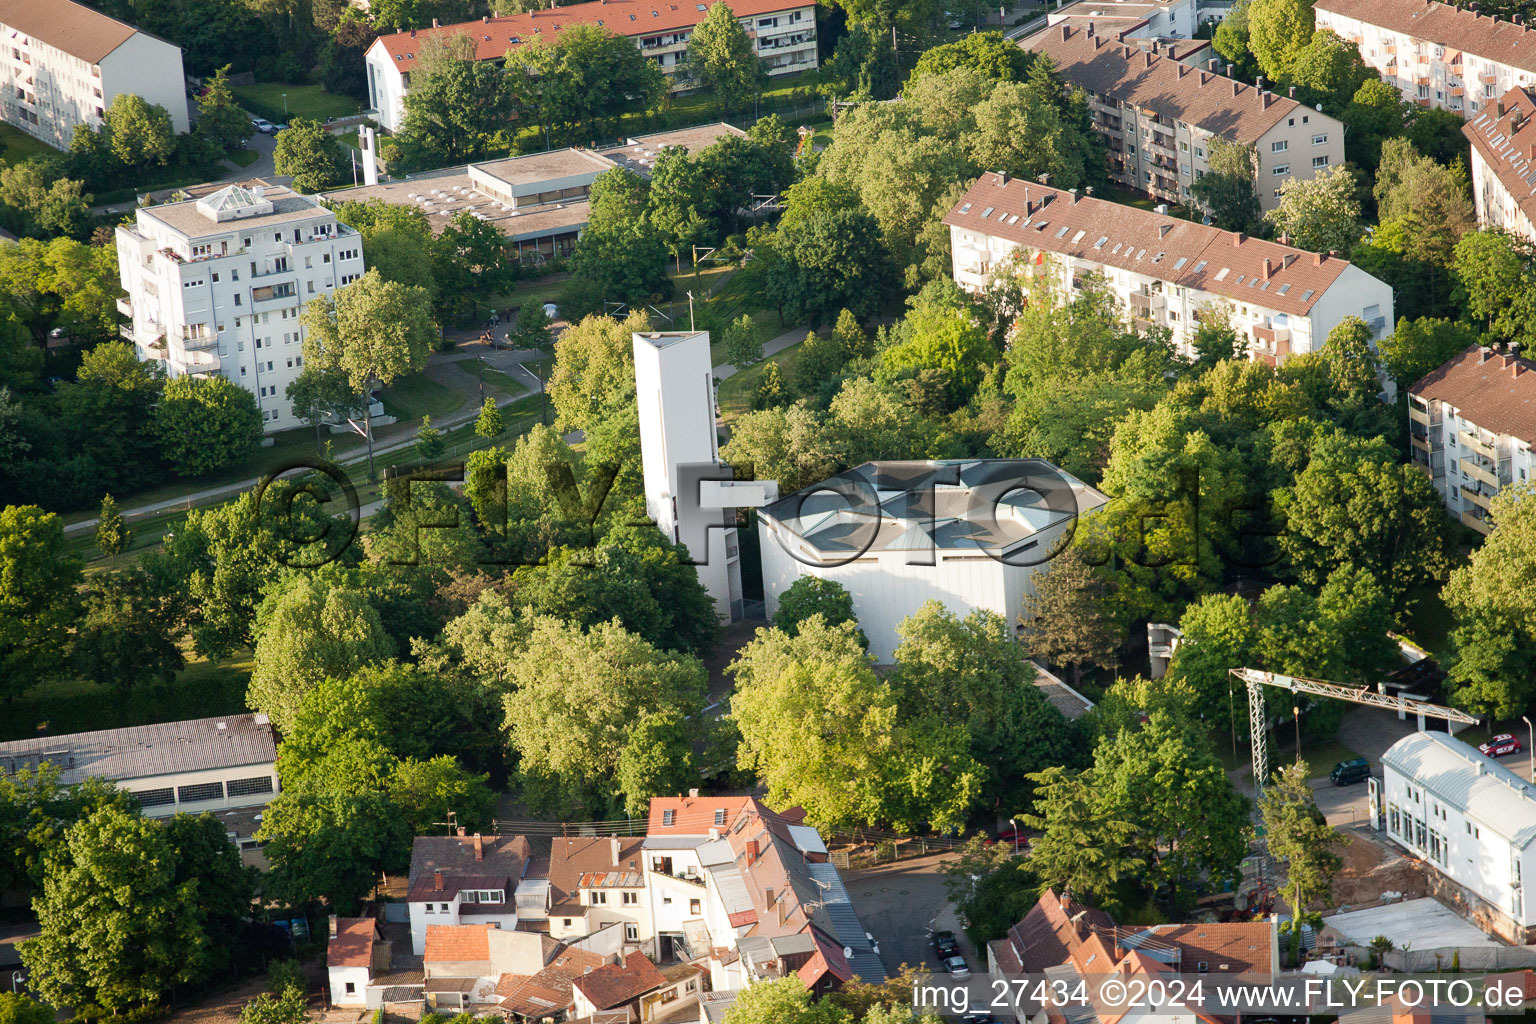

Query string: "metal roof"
[[1381, 731, 1536, 848], [641, 836, 709, 850], [705, 862, 755, 919], [806, 862, 887, 982], [0, 714, 276, 784]]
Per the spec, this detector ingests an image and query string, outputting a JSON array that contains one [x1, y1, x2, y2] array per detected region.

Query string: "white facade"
[[1464, 93, 1536, 242], [1315, 0, 1536, 118], [328, 964, 371, 1006], [116, 183, 366, 433], [1046, 0, 1205, 41], [758, 460, 1110, 663], [409, 888, 519, 958], [0, 0, 189, 149], [1381, 731, 1536, 942]]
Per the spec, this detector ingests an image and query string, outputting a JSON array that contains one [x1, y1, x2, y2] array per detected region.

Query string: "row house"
[[1408, 343, 1536, 534], [945, 173, 1395, 366], [1464, 87, 1536, 241], [1023, 23, 1346, 210], [406, 832, 533, 954], [1315, 0, 1536, 117], [364, 0, 817, 133], [0, 0, 188, 150], [115, 181, 367, 434]]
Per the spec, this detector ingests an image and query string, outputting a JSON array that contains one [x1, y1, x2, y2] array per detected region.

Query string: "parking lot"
[[846, 852, 973, 977]]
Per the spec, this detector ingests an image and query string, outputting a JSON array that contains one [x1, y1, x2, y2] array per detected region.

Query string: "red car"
[[996, 827, 1030, 851], [1481, 733, 1523, 758]]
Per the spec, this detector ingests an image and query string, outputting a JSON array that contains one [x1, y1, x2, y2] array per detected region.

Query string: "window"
[[178, 781, 224, 804], [424, 904, 435, 914], [623, 891, 638, 905], [662, 810, 675, 826], [1420, 84, 1431, 99], [440, 903, 449, 912], [1271, 140, 1288, 152], [1272, 164, 1289, 175], [345, 983, 356, 995], [714, 808, 727, 825], [1194, 146, 1204, 157], [689, 899, 701, 914], [590, 891, 608, 905], [625, 924, 639, 941], [1312, 133, 1328, 145], [136, 787, 175, 807], [1313, 155, 1330, 168]]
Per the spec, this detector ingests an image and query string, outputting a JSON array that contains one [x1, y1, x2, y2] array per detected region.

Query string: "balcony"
[[116, 297, 132, 317], [1408, 404, 1432, 426], [118, 323, 135, 341], [1461, 486, 1494, 511], [1460, 457, 1500, 490], [1251, 324, 1291, 347], [1410, 434, 1433, 454], [1129, 291, 1166, 313], [1461, 509, 1493, 535], [1459, 430, 1497, 460]]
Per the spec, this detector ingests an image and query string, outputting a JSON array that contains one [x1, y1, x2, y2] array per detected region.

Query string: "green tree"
[[910, 31, 1031, 83], [273, 117, 346, 193], [761, 205, 895, 324], [105, 93, 175, 167], [1190, 139, 1262, 233], [722, 313, 763, 368], [0, 162, 92, 239], [432, 210, 515, 323], [719, 402, 841, 494], [415, 414, 444, 461], [1344, 78, 1408, 170], [547, 310, 648, 435], [22, 805, 253, 1012], [71, 568, 185, 692], [876, 299, 997, 405], [685, 3, 767, 115], [1287, 29, 1372, 115], [474, 396, 504, 440], [0, 995, 53, 1024], [0, 763, 133, 899], [752, 360, 786, 410], [720, 977, 847, 1024], [1265, 164, 1362, 253], [1379, 316, 1478, 387], [1017, 546, 1120, 685], [1452, 229, 1536, 344], [565, 169, 672, 312], [155, 374, 263, 477], [1168, 592, 1257, 710], [514, 26, 666, 144], [1443, 483, 1536, 716], [1021, 765, 1143, 906], [1248, 0, 1315, 81], [615, 710, 699, 816], [937, 835, 1043, 947], [238, 991, 309, 1024], [196, 65, 250, 152], [396, 57, 513, 166], [95, 492, 129, 557], [772, 576, 861, 638], [513, 299, 553, 351], [386, 755, 496, 834], [1260, 762, 1348, 954], [0, 504, 79, 696], [333, 198, 439, 297], [249, 574, 395, 731], [1212, 0, 1260, 79]]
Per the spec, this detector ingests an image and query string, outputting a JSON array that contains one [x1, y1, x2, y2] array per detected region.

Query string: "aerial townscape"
[[17, 0, 1536, 1020]]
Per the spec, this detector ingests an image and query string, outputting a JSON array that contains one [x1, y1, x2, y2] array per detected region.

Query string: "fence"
[[1381, 946, 1536, 972]]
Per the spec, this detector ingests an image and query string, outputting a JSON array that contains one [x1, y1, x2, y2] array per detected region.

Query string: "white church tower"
[[632, 330, 776, 622]]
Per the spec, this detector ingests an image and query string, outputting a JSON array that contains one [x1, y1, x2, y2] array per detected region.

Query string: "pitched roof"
[[1005, 889, 1116, 974], [546, 836, 646, 910], [945, 173, 1357, 317], [329, 918, 380, 969], [646, 795, 751, 834], [496, 945, 609, 1017], [1464, 88, 1536, 227], [573, 951, 668, 1009], [0, 714, 276, 785], [0, 0, 139, 63], [1023, 23, 1305, 144], [423, 924, 495, 963], [370, 0, 809, 66], [408, 833, 532, 893], [1316, 0, 1536, 76], [1119, 922, 1276, 974], [1411, 344, 1536, 440], [1382, 731, 1536, 848]]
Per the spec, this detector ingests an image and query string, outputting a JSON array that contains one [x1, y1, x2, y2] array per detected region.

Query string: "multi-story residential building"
[[1024, 24, 1347, 209], [1315, 0, 1536, 117], [945, 174, 1396, 364], [406, 832, 534, 955], [544, 837, 651, 951], [0, 0, 189, 149], [1408, 343, 1536, 535], [1464, 87, 1536, 240], [1045, 0, 1212, 44], [364, 0, 817, 132], [1381, 730, 1536, 943], [116, 180, 367, 433]]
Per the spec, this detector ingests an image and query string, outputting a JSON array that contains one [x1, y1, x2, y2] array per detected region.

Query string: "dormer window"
[[663, 810, 675, 826], [714, 808, 727, 825]]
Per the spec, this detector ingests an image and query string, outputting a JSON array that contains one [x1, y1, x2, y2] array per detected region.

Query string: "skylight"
[[1215, 267, 1230, 281], [1259, 279, 1271, 290], [1095, 236, 1108, 248], [959, 203, 972, 214], [1007, 214, 1019, 224], [1055, 225, 1070, 237], [1278, 283, 1290, 294], [1301, 288, 1315, 301], [1173, 257, 1188, 269], [1111, 243, 1123, 254], [1071, 229, 1086, 242], [980, 207, 994, 218], [1193, 260, 1207, 273]]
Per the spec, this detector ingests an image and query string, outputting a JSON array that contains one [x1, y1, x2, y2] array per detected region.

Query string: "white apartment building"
[[1408, 343, 1536, 535], [365, 0, 817, 132], [1465, 88, 1536, 240], [758, 459, 1111, 663], [0, 0, 188, 149], [1381, 731, 1536, 944], [1025, 24, 1347, 210], [946, 174, 1396, 365], [1315, 0, 1536, 117], [1046, 0, 1207, 42], [116, 181, 366, 433]]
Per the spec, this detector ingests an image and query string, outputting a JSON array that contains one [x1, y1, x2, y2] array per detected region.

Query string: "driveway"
[[220, 130, 277, 181], [845, 852, 969, 977]]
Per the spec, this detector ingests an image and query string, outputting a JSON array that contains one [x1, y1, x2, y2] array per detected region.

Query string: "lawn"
[[228, 147, 261, 168], [0, 121, 57, 167], [718, 335, 805, 418], [232, 82, 361, 122], [3, 654, 253, 741], [450, 358, 538, 397], [379, 372, 467, 421]]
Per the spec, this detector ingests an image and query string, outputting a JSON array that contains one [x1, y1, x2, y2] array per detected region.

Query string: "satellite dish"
[[843, 946, 853, 959]]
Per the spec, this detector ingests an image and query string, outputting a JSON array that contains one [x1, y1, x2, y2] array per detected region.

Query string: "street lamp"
[[1008, 818, 1021, 855], [1524, 716, 1534, 783], [10, 971, 21, 993]]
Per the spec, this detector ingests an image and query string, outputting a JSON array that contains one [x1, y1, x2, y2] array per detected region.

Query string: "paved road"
[[846, 852, 970, 978]]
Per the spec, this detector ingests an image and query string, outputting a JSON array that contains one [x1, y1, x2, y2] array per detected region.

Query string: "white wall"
[[120, 762, 279, 817], [409, 896, 519, 955], [329, 965, 371, 1006], [99, 33, 190, 133], [364, 44, 409, 132]]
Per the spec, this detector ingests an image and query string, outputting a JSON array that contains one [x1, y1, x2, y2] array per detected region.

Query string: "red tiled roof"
[[1120, 922, 1275, 975], [647, 795, 752, 834], [1411, 344, 1536, 439], [573, 952, 668, 1010], [1, 0, 139, 64], [423, 924, 494, 963], [1464, 88, 1536, 227], [1024, 23, 1308, 145], [945, 173, 1356, 317], [371, 0, 810, 66], [1316, 0, 1536, 76], [546, 836, 646, 907], [727, 909, 759, 928], [328, 918, 378, 969]]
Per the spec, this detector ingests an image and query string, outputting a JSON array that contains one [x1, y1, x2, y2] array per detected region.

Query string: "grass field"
[[0, 121, 57, 167], [233, 82, 361, 122], [378, 372, 467, 422], [228, 147, 261, 167], [719, 336, 805, 417]]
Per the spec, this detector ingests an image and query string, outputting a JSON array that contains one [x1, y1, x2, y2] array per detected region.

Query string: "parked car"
[[932, 930, 960, 958], [250, 118, 275, 134], [271, 122, 289, 133], [1330, 757, 1371, 786], [996, 826, 1030, 850], [1481, 733, 1523, 758], [943, 955, 971, 978], [542, 302, 559, 319], [961, 1013, 998, 1024]]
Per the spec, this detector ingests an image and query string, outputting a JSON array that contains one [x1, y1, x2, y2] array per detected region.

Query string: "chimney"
[[483, 13, 489, 20], [1498, 99, 1506, 116], [432, 17, 439, 26], [1262, 257, 1273, 280], [1177, 64, 1188, 78], [410, 28, 416, 36], [1256, 75, 1266, 91], [746, 840, 759, 865], [610, 837, 621, 863], [433, 871, 445, 892], [1144, 51, 1153, 67], [1200, 71, 1210, 85], [688, 787, 700, 798], [1087, 19, 1095, 36], [1208, 58, 1219, 72], [1289, 86, 1296, 98], [1233, 232, 1244, 245], [329, 915, 339, 938], [474, 833, 484, 861], [1480, 345, 1493, 362], [1314, 251, 1326, 265], [457, 826, 467, 838], [1232, 80, 1241, 96], [1070, 187, 1081, 203], [1227, 63, 1234, 76], [998, 170, 1010, 185], [1283, 253, 1296, 268]]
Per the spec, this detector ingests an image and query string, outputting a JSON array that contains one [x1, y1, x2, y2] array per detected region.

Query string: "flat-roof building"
[[945, 173, 1395, 365], [364, 0, 816, 132], [1024, 23, 1346, 210]]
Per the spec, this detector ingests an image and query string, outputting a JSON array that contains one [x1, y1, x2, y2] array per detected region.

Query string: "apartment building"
[[1408, 343, 1536, 535], [405, 832, 534, 955], [1381, 731, 1536, 943], [1464, 87, 1536, 240], [0, 0, 188, 149], [1045, 0, 1211, 44], [116, 181, 367, 433], [364, 0, 817, 132], [946, 174, 1395, 364], [1024, 23, 1346, 210], [1315, 0, 1536, 117]]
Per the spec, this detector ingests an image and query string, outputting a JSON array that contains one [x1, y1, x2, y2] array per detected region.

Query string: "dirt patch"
[[162, 963, 328, 1024], [1328, 826, 1431, 911]]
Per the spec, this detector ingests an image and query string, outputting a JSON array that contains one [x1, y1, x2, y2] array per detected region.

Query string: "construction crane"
[[1229, 668, 1480, 796]]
